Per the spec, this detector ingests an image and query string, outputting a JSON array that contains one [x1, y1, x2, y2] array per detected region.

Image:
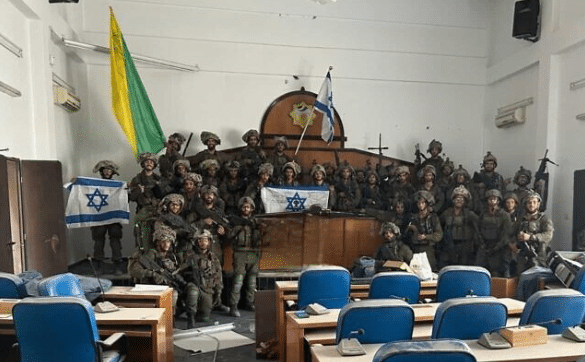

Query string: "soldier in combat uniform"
[[373, 221, 413, 272], [407, 190, 443, 271], [91, 160, 124, 275], [515, 190, 554, 275]]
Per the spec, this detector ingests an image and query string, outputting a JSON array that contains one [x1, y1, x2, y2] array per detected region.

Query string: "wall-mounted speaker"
[[512, 0, 540, 42]]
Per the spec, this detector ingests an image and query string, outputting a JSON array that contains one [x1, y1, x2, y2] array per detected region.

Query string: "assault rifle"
[[138, 255, 186, 290]]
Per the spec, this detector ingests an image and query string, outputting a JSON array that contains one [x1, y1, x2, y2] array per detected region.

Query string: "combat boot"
[[229, 307, 241, 317], [113, 260, 124, 276], [93, 260, 103, 276], [187, 313, 196, 329]]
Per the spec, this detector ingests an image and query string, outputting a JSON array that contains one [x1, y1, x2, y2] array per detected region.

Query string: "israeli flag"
[[64, 176, 130, 228], [314, 70, 335, 144], [261, 185, 329, 214]]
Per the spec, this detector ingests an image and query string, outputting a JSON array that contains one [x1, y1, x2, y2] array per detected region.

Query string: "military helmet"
[[93, 160, 120, 176], [282, 161, 302, 176], [195, 229, 213, 241], [167, 133, 186, 147], [242, 129, 260, 143], [172, 159, 190, 172], [338, 164, 355, 175], [138, 152, 158, 167], [200, 131, 221, 145], [238, 196, 255, 210], [452, 185, 471, 201], [503, 192, 519, 204], [441, 158, 454, 173], [380, 222, 401, 237], [153, 225, 176, 244], [452, 165, 470, 181], [421, 165, 436, 178], [310, 164, 326, 177], [485, 188, 502, 200], [427, 139, 443, 153], [183, 172, 202, 184], [514, 166, 532, 185], [416, 190, 435, 205], [524, 189, 542, 203], [160, 193, 185, 211], [258, 163, 274, 176], [200, 159, 220, 170], [483, 151, 498, 166], [396, 165, 410, 176], [201, 184, 219, 196], [274, 136, 288, 148], [225, 160, 241, 171], [366, 170, 379, 182]]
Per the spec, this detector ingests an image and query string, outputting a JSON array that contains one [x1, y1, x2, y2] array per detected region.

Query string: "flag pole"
[[294, 66, 333, 156]]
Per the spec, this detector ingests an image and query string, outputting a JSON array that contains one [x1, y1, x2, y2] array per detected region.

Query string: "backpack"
[[351, 256, 376, 278]]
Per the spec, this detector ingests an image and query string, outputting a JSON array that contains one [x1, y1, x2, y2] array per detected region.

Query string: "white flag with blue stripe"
[[64, 176, 130, 228], [261, 185, 329, 214], [314, 70, 335, 144]]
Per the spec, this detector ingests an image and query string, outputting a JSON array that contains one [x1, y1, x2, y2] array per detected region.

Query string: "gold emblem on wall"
[[290, 102, 316, 129]]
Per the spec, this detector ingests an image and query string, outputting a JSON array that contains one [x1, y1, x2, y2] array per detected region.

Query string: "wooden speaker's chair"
[[298, 266, 350, 309], [373, 339, 477, 362], [37, 272, 85, 299], [436, 266, 491, 302], [368, 272, 421, 304], [336, 299, 414, 344], [432, 297, 507, 339], [0, 272, 27, 298], [520, 289, 585, 334], [12, 297, 127, 362]]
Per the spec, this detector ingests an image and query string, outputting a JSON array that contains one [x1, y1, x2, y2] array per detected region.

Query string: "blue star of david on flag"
[[285, 192, 307, 212], [86, 188, 109, 212]]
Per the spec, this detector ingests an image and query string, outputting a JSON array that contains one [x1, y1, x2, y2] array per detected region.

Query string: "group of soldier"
[[89, 131, 554, 326]]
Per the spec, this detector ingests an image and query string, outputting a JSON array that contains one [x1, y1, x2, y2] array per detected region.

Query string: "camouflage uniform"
[[158, 133, 187, 180], [374, 222, 413, 272], [219, 161, 247, 216], [409, 191, 443, 271], [267, 136, 292, 181], [237, 129, 266, 181], [476, 190, 512, 277], [440, 187, 479, 267], [331, 165, 362, 212], [180, 231, 224, 325], [472, 152, 505, 209]]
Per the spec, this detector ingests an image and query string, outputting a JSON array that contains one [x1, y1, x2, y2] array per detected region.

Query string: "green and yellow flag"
[[109, 8, 165, 156]]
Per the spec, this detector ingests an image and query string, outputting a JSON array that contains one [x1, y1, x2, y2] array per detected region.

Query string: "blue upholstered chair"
[[571, 267, 585, 294], [12, 297, 127, 362], [298, 266, 351, 309], [431, 297, 507, 339], [373, 339, 477, 362], [519, 289, 585, 334], [0, 272, 27, 298], [436, 266, 491, 302], [335, 299, 414, 344], [369, 272, 421, 304], [37, 272, 85, 299]]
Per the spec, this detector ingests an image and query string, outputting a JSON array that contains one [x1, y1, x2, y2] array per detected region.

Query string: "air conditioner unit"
[[53, 85, 81, 112], [495, 107, 525, 128]]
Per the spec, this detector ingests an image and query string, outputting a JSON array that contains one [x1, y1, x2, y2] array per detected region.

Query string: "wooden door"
[[573, 170, 585, 250], [20, 160, 68, 276], [0, 155, 24, 273]]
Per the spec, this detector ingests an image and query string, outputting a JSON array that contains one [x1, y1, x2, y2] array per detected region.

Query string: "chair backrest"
[[431, 297, 507, 339], [571, 267, 585, 294], [298, 266, 350, 309], [0, 272, 27, 298], [520, 289, 585, 334], [369, 272, 421, 303], [37, 273, 85, 298], [436, 266, 491, 302], [373, 339, 477, 362], [336, 299, 414, 344], [12, 297, 100, 362]]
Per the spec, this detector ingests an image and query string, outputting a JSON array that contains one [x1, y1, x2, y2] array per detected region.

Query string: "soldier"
[[446, 165, 480, 214], [515, 190, 554, 275], [331, 165, 361, 212], [189, 131, 228, 173], [407, 190, 443, 271], [416, 139, 444, 180], [418, 165, 445, 214], [91, 160, 124, 275], [238, 129, 266, 182], [267, 136, 292, 181], [129, 152, 164, 252], [437, 158, 455, 200], [512, 166, 532, 204], [219, 161, 247, 216], [439, 185, 479, 267], [503, 192, 521, 276], [168, 159, 191, 194], [373, 222, 413, 272], [128, 225, 184, 308], [155, 193, 194, 254], [182, 172, 203, 224], [476, 189, 512, 277], [244, 163, 273, 215], [473, 152, 506, 209], [200, 159, 221, 188], [228, 197, 262, 317], [193, 185, 227, 262], [158, 133, 187, 180], [278, 161, 301, 186], [359, 170, 385, 210], [180, 230, 225, 327], [388, 165, 415, 213]]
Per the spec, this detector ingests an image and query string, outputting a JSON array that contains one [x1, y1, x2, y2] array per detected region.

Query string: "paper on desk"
[[130, 284, 169, 292], [173, 330, 254, 354]]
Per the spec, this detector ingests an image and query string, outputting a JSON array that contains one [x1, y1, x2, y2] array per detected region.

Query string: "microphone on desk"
[[562, 322, 585, 342], [337, 329, 366, 356], [88, 255, 119, 313], [478, 319, 563, 350]]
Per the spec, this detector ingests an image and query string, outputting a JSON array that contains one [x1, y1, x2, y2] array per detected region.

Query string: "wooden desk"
[[275, 279, 437, 361], [311, 335, 585, 362], [103, 286, 174, 362], [0, 307, 166, 362], [286, 298, 524, 362]]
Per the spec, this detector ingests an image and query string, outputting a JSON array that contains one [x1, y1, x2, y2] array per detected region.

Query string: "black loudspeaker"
[[512, 0, 540, 42], [49, 0, 79, 3]]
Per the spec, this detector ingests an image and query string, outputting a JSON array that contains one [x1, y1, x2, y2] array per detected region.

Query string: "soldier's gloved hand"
[[175, 275, 187, 288], [152, 274, 165, 285]]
